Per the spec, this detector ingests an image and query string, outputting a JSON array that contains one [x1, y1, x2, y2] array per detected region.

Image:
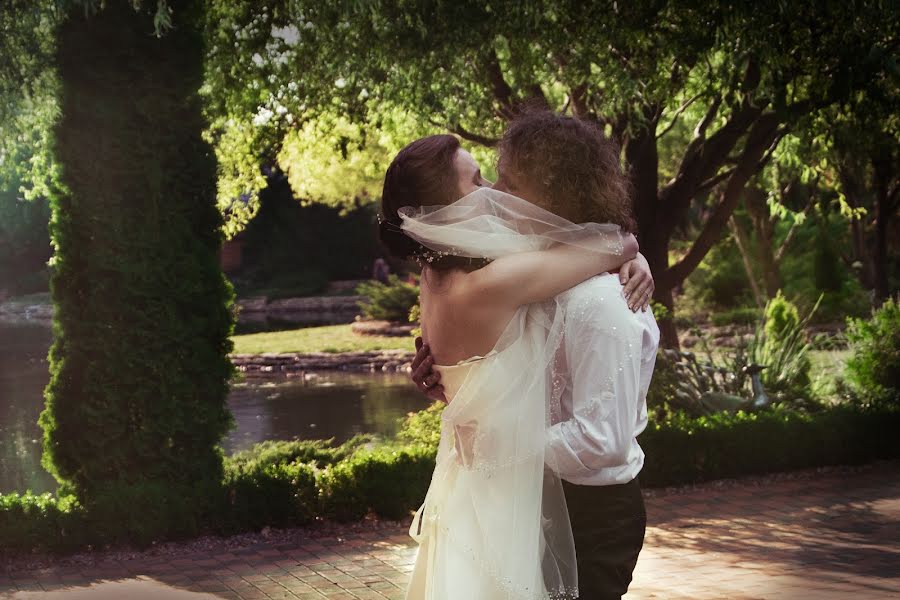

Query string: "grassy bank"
[[230, 324, 415, 354]]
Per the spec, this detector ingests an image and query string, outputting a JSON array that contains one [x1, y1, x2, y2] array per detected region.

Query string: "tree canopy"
[[203, 0, 898, 344]]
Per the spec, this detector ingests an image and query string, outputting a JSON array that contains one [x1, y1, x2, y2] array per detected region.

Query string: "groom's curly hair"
[[498, 110, 636, 232]]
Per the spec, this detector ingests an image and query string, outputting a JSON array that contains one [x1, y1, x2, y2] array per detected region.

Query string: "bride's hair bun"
[[380, 134, 460, 262]]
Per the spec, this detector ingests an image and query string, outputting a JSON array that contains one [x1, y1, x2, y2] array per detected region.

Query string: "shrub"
[[219, 459, 318, 533], [0, 492, 88, 554], [680, 237, 753, 309], [396, 402, 444, 447], [39, 2, 235, 543], [746, 291, 818, 402], [227, 436, 371, 471], [710, 306, 762, 327], [845, 298, 900, 406], [356, 274, 420, 322], [319, 443, 436, 521], [639, 404, 900, 487]]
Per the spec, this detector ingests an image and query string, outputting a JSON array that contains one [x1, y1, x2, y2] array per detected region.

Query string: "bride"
[[379, 134, 644, 600]]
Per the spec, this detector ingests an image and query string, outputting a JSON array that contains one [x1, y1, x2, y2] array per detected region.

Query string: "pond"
[[0, 321, 428, 495]]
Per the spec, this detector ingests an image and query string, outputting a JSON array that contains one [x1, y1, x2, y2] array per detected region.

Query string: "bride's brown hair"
[[380, 134, 487, 271]]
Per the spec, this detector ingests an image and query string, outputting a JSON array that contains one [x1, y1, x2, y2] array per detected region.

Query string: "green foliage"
[[396, 402, 444, 447], [639, 404, 900, 488], [0, 491, 86, 554], [37, 1, 236, 541], [318, 443, 436, 521], [710, 307, 763, 327], [680, 237, 753, 309], [219, 457, 318, 533], [356, 274, 420, 322], [227, 436, 371, 471], [845, 298, 900, 406], [748, 292, 818, 401]]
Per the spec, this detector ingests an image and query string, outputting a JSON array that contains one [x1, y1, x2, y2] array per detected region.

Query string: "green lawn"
[[230, 324, 416, 355]]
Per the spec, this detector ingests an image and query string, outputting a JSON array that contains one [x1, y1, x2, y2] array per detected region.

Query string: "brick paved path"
[[3, 461, 898, 599]]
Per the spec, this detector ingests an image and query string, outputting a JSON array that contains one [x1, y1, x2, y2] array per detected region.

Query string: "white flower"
[[251, 53, 264, 67], [253, 107, 274, 126], [335, 77, 347, 89], [271, 24, 300, 46]]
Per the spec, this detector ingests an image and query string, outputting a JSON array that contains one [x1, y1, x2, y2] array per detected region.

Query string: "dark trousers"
[[563, 477, 646, 600]]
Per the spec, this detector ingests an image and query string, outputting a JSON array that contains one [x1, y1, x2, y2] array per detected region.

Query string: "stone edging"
[[230, 350, 415, 374], [0, 300, 53, 323]]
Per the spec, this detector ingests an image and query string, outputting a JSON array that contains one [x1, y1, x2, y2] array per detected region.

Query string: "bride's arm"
[[460, 233, 638, 308]]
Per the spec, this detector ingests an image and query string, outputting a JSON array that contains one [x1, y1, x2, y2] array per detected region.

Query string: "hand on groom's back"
[[619, 253, 655, 312], [412, 337, 447, 402]]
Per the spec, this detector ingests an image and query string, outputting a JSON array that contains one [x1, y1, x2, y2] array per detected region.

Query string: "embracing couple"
[[378, 110, 660, 600]]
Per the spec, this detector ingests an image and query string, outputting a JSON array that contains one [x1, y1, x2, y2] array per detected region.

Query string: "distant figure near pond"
[[372, 257, 391, 284]]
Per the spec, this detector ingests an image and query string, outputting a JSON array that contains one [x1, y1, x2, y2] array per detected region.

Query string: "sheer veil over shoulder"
[[400, 189, 628, 600]]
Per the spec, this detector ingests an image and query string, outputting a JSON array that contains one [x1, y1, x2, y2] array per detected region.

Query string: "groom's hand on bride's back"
[[619, 252, 655, 312], [412, 337, 447, 402]]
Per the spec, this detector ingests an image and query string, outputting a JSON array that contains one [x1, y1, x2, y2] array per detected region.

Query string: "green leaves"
[[845, 298, 900, 406]]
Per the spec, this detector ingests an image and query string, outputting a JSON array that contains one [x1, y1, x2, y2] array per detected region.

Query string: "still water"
[[0, 321, 427, 495]]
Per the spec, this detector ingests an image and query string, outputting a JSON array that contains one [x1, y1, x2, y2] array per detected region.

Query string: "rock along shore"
[[230, 349, 415, 375]]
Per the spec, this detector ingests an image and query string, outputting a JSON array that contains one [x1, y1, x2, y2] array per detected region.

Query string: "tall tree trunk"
[[39, 0, 235, 540], [626, 116, 679, 347], [743, 187, 782, 297], [872, 152, 895, 304], [729, 215, 764, 307]]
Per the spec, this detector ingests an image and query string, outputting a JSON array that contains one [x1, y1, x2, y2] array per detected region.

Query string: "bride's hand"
[[620, 252, 655, 312]]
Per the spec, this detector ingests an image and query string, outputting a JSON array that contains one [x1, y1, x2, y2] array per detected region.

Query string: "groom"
[[411, 110, 660, 600]]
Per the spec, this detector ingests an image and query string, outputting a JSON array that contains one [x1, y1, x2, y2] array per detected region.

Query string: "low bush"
[[219, 458, 318, 533], [845, 298, 900, 406], [746, 291, 818, 403], [319, 443, 436, 521], [639, 404, 900, 487], [710, 306, 762, 327], [226, 436, 372, 471], [356, 275, 420, 322], [0, 492, 87, 554]]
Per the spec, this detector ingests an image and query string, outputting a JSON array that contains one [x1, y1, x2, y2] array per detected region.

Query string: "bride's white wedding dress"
[[398, 189, 630, 600]]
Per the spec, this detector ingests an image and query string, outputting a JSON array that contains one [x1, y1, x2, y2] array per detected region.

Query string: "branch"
[[888, 177, 900, 214], [481, 48, 515, 118], [660, 113, 782, 290], [656, 92, 703, 140], [696, 166, 737, 195], [570, 82, 590, 119], [525, 83, 550, 109], [451, 124, 499, 148], [729, 216, 765, 308]]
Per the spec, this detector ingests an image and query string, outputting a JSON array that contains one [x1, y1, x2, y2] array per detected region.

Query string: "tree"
[[1, 0, 238, 540], [204, 0, 899, 346]]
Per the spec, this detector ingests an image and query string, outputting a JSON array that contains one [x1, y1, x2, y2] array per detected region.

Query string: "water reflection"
[[225, 372, 427, 454], [0, 322, 427, 495]]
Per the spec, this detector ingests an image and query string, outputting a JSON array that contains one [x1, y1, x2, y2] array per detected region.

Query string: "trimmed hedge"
[[639, 405, 900, 487], [40, 0, 235, 546], [2, 404, 897, 555]]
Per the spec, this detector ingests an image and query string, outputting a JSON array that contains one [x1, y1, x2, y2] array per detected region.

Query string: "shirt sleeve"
[[545, 295, 645, 480]]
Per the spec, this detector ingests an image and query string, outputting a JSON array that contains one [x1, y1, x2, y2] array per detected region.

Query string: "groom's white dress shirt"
[[546, 273, 660, 486]]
